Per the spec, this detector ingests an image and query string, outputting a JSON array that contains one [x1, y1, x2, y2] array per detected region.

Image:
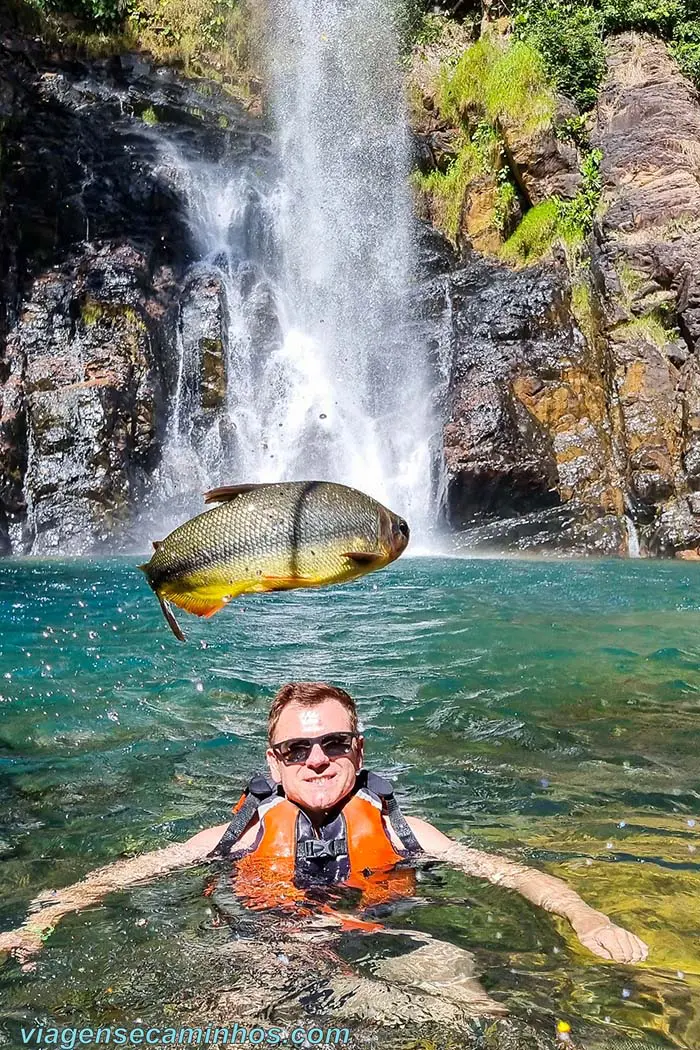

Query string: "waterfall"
[[153, 0, 439, 544], [626, 516, 642, 558]]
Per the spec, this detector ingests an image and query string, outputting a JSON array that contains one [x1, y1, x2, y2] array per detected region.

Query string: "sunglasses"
[[271, 731, 360, 765]]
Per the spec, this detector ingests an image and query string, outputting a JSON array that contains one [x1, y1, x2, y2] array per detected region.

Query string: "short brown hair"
[[268, 682, 358, 742]]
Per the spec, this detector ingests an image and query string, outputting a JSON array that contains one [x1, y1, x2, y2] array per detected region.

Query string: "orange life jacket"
[[210, 772, 421, 923]]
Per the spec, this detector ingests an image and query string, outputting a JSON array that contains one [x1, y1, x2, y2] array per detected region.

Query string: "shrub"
[[514, 1, 606, 111]]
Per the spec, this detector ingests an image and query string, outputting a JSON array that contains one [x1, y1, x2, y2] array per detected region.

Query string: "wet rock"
[[0, 34, 263, 553], [443, 257, 626, 554]]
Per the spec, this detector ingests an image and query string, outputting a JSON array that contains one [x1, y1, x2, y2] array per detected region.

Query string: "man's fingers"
[[583, 924, 649, 963]]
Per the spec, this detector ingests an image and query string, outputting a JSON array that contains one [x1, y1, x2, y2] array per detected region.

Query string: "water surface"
[[1, 557, 699, 1046]]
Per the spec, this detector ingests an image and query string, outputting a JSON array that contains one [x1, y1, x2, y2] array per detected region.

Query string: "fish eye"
[[398, 520, 409, 538]]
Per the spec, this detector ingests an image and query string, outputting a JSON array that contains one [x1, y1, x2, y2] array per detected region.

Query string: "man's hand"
[[574, 917, 648, 963], [0, 925, 47, 966]]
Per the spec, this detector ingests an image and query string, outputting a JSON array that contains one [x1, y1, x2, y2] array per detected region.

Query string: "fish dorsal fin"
[[152, 540, 162, 551], [343, 551, 383, 564], [204, 484, 265, 505]]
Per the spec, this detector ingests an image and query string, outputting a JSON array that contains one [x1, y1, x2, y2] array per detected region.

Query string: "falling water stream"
[[155, 0, 440, 544]]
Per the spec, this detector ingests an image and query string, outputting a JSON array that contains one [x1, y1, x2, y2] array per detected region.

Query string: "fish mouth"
[[380, 509, 410, 561]]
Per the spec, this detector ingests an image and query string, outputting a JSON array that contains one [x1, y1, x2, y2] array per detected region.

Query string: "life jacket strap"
[[362, 770, 421, 855], [210, 774, 277, 858]]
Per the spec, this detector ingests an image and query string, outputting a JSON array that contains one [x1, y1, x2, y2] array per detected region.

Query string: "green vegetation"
[[615, 314, 674, 346], [140, 105, 158, 125], [80, 300, 104, 326], [12, 0, 253, 91], [500, 148, 602, 265], [414, 120, 518, 244], [439, 35, 556, 134], [557, 147, 603, 246], [500, 198, 560, 264], [514, 1, 606, 110], [511, 0, 700, 101]]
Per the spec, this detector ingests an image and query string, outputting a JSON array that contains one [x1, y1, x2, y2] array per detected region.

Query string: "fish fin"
[[159, 597, 186, 642], [165, 589, 230, 618], [203, 484, 265, 505], [342, 551, 384, 564], [152, 540, 162, 551]]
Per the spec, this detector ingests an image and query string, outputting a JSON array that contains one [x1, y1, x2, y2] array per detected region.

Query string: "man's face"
[[267, 699, 364, 815]]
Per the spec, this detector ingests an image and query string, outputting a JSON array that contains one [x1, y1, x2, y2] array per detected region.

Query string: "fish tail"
[[159, 597, 186, 642]]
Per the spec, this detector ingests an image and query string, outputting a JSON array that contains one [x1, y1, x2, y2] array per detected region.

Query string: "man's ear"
[[356, 734, 365, 769], [267, 747, 282, 783]]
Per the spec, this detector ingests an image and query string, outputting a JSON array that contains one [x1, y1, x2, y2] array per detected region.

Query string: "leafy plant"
[[557, 146, 603, 244], [514, 1, 606, 111]]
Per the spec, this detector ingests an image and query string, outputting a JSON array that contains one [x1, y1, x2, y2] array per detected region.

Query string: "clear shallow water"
[[1, 557, 700, 1045]]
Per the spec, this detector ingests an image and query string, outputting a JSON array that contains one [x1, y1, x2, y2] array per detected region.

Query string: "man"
[[0, 681, 648, 969]]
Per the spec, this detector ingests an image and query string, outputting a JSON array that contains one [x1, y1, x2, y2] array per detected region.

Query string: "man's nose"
[[305, 743, 330, 770]]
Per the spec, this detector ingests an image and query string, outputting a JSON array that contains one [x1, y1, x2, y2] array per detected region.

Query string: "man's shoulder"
[[404, 816, 454, 853]]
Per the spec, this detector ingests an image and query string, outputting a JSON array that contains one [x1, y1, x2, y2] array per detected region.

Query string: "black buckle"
[[299, 837, 347, 860]]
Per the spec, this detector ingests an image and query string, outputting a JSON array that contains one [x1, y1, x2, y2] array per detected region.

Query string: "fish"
[[139, 480, 410, 641]]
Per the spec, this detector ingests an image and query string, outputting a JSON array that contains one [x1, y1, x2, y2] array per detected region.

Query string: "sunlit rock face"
[[432, 32, 700, 556], [439, 253, 628, 556], [589, 33, 700, 557]]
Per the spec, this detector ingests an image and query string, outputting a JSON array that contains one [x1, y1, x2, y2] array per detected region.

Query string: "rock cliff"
[[3, 20, 700, 556], [0, 31, 266, 553], [427, 32, 700, 555]]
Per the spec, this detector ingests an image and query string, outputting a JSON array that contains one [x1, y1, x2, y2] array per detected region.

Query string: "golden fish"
[[140, 480, 410, 640]]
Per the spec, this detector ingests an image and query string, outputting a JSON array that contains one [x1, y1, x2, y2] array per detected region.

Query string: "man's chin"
[[299, 778, 345, 810]]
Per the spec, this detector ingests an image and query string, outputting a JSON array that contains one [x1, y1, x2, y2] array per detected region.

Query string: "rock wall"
[[437, 33, 700, 555], [0, 33, 266, 554], [4, 25, 700, 557]]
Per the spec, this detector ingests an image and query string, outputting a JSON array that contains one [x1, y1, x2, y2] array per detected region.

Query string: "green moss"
[[571, 275, 597, 345], [617, 262, 646, 304], [500, 199, 560, 264], [81, 300, 104, 326], [439, 35, 556, 135], [141, 106, 158, 126], [615, 315, 672, 347], [500, 148, 603, 267], [494, 178, 517, 234], [415, 137, 485, 242]]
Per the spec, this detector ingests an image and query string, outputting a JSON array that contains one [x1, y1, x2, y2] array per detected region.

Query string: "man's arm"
[[407, 817, 648, 964], [0, 823, 230, 966]]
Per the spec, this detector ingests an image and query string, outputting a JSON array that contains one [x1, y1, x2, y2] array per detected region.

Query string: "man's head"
[[266, 682, 364, 816]]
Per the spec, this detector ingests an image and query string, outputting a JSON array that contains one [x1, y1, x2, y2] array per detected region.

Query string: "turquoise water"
[[1, 556, 700, 1046]]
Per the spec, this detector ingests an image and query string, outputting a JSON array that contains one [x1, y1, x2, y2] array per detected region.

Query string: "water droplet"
[[540, 778, 550, 788], [688, 819, 696, 827], [319, 413, 327, 419], [606, 842, 613, 849], [195, 682, 204, 693], [621, 987, 631, 999], [617, 821, 626, 828], [107, 710, 120, 723]]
